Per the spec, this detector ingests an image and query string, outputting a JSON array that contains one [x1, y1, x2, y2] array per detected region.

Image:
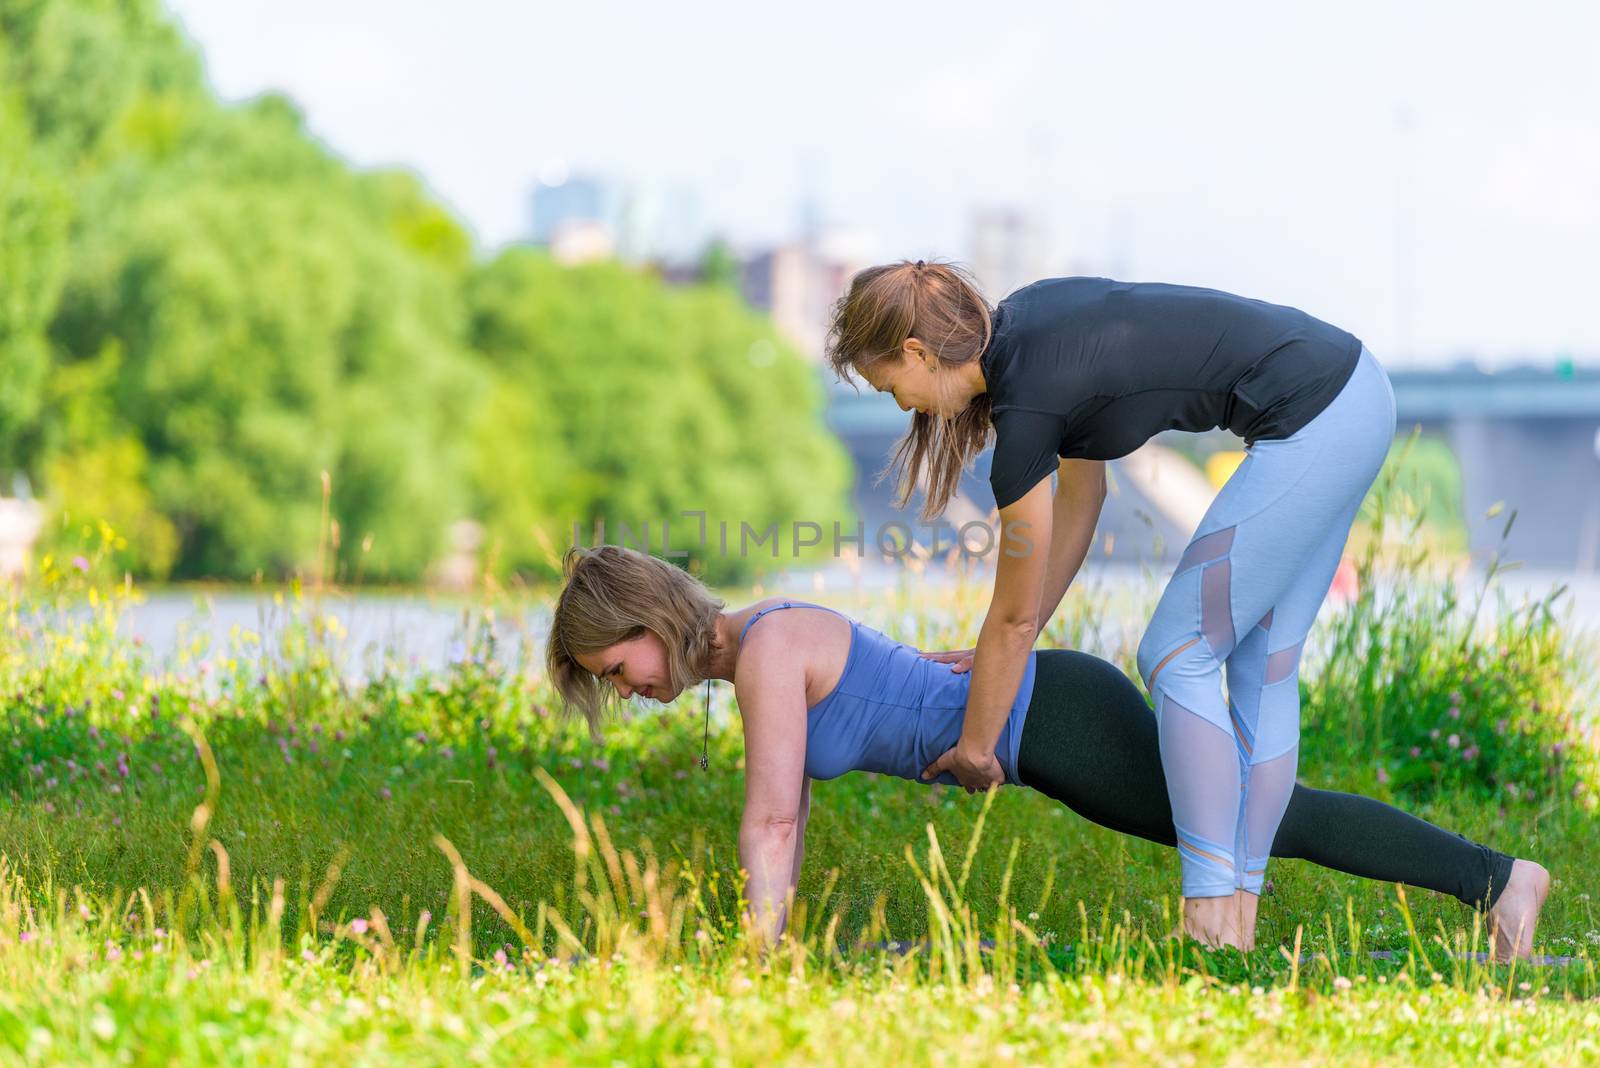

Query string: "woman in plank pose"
[[544, 544, 1548, 959], [824, 259, 1429, 949]]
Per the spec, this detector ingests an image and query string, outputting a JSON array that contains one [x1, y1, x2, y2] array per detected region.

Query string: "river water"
[[89, 563, 1599, 682]]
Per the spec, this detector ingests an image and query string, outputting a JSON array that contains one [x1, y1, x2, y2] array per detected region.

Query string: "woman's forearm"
[[1035, 510, 1095, 632], [958, 616, 1037, 755], [739, 822, 797, 945], [787, 782, 810, 903], [1036, 465, 1106, 632]]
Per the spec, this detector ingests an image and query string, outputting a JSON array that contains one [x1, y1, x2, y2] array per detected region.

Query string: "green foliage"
[[0, 0, 204, 164], [41, 437, 179, 579], [1362, 433, 1468, 552], [465, 251, 853, 582], [0, 0, 854, 585], [1304, 456, 1598, 809], [0, 93, 69, 473], [0, 573, 1598, 1064], [44, 94, 483, 580], [698, 237, 740, 289]]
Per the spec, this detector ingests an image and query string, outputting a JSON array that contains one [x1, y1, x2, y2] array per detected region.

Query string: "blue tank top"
[[739, 601, 1038, 787]]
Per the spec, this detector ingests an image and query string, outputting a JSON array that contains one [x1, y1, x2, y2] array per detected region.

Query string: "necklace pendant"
[[697, 753, 709, 771]]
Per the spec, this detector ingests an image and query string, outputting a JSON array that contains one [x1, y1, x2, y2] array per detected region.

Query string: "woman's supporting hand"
[[920, 742, 1004, 793], [919, 648, 976, 673]]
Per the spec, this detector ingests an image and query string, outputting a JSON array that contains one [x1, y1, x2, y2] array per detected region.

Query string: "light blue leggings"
[[1135, 345, 1397, 898]]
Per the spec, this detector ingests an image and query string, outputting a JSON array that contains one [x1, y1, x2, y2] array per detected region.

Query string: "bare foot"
[[1183, 893, 1254, 951], [1233, 889, 1259, 950], [1488, 859, 1550, 962]]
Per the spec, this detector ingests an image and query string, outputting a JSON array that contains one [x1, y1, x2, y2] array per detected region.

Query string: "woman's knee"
[[1138, 627, 1234, 695]]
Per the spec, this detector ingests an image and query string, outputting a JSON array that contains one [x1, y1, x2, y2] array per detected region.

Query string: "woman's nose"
[[614, 679, 632, 699]]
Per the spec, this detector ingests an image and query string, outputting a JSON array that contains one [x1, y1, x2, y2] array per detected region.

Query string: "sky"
[[163, 0, 1600, 367]]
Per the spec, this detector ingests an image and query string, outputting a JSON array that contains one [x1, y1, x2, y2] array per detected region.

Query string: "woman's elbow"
[[742, 812, 800, 842], [984, 616, 1038, 646]]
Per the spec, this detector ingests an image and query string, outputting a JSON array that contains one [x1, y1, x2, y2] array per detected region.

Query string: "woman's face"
[[857, 341, 963, 418], [575, 632, 678, 703]]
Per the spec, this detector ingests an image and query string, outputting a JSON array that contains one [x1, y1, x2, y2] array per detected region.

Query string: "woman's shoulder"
[[1003, 274, 1116, 305], [734, 599, 855, 661], [996, 276, 1119, 340], [733, 600, 857, 710]]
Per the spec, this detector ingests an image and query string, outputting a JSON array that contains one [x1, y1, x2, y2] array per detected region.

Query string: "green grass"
[[1, 498, 1598, 1064]]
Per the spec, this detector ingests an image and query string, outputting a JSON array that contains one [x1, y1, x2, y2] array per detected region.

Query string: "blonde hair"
[[545, 545, 724, 739], [824, 258, 995, 519]]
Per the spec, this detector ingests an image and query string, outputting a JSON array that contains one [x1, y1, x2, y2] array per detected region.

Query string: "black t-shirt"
[[982, 277, 1362, 509]]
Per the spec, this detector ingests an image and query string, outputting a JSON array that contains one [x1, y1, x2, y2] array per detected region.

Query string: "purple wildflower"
[[72, 555, 90, 573]]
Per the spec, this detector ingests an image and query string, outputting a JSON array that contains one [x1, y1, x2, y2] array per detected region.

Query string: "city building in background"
[[738, 214, 873, 362], [530, 170, 703, 266], [968, 204, 1058, 304]]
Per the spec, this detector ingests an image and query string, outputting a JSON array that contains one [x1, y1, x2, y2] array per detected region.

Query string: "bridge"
[[825, 365, 1600, 572]]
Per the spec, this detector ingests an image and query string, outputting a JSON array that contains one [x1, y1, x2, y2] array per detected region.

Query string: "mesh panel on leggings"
[[1201, 559, 1235, 656], [1177, 527, 1235, 573], [1264, 641, 1304, 686], [1242, 746, 1299, 884], [1158, 692, 1241, 891]]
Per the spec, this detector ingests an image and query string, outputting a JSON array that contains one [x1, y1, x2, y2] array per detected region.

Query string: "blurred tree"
[[31, 342, 178, 578], [466, 251, 853, 582], [1, 0, 855, 587], [697, 237, 741, 289], [46, 94, 484, 580], [0, 93, 68, 475], [0, 0, 205, 163]]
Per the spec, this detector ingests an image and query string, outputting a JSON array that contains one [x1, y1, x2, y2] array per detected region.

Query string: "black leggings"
[[1016, 650, 1514, 910]]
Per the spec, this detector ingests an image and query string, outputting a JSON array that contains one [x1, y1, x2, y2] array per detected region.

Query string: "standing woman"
[[824, 260, 1396, 950]]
